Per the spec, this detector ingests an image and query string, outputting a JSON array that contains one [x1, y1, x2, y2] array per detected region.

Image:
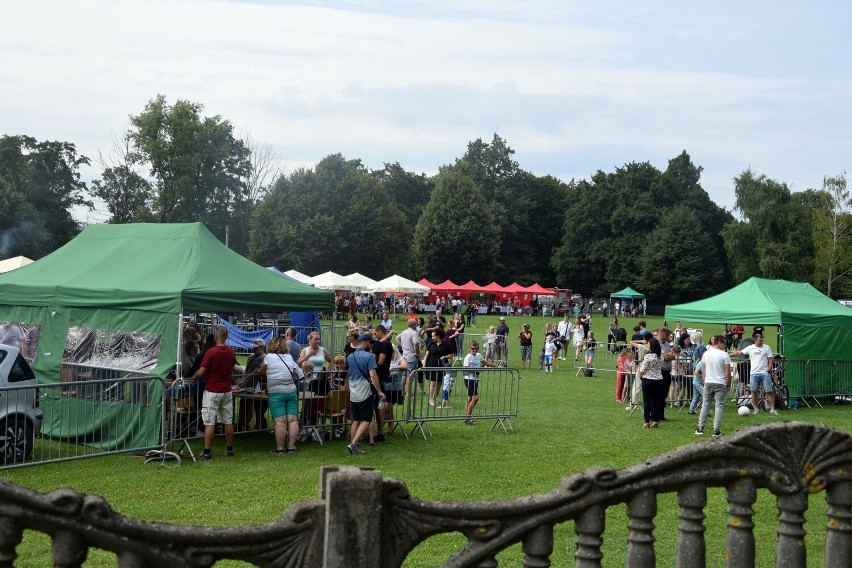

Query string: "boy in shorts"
[[462, 340, 500, 425]]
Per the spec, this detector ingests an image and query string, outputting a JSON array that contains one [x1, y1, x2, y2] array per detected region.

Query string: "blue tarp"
[[217, 317, 274, 348]]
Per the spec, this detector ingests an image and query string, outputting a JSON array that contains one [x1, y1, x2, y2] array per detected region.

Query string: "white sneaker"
[[752, 409, 761, 415], [769, 409, 779, 416]]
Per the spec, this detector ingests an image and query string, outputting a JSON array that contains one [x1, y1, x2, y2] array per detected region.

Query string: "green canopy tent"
[[610, 287, 645, 315], [665, 277, 852, 398], [0, 223, 333, 449]]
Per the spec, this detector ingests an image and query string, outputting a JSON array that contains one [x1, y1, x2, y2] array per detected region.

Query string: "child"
[[543, 334, 557, 373], [440, 367, 455, 408], [584, 331, 597, 373], [462, 340, 499, 424], [616, 347, 633, 403]]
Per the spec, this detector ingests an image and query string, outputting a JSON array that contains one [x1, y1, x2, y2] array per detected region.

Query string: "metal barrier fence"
[[404, 366, 520, 440], [0, 365, 164, 470], [572, 339, 629, 376]]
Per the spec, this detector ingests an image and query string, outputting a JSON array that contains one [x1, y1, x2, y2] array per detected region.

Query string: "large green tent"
[[0, 223, 333, 448], [665, 277, 852, 398]]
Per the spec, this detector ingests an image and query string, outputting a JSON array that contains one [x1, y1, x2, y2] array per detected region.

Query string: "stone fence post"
[[320, 465, 384, 568]]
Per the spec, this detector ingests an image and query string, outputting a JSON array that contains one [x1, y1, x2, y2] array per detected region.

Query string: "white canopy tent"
[[310, 271, 360, 291], [367, 274, 430, 294], [283, 269, 314, 284], [0, 256, 33, 274], [345, 272, 378, 291]]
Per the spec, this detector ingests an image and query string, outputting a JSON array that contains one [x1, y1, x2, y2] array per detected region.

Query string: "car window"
[[0, 350, 6, 366], [8, 355, 36, 383]]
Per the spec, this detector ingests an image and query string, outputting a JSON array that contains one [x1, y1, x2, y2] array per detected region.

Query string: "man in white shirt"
[[556, 314, 571, 360], [397, 319, 421, 395], [695, 335, 732, 437], [731, 331, 776, 415]]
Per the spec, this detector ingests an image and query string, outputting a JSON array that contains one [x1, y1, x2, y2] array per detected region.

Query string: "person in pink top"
[[616, 347, 633, 403]]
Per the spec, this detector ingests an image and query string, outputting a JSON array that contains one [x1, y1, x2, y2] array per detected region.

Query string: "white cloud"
[[1, 0, 849, 214]]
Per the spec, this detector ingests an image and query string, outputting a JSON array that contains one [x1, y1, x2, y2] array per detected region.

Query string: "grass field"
[[4, 312, 851, 566]]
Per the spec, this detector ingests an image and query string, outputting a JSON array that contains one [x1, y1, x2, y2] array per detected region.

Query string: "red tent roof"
[[417, 278, 438, 291], [482, 282, 506, 294], [503, 282, 528, 294], [524, 283, 557, 296], [458, 280, 487, 293], [433, 279, 460, 293]]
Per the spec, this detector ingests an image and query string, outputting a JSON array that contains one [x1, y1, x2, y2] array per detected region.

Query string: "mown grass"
[[4, 312, 850, 566]]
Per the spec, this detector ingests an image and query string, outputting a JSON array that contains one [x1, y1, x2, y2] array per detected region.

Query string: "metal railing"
[[0, 422, 849, 566], [404, 366, 520, 440], [0, 365, 164, 470]]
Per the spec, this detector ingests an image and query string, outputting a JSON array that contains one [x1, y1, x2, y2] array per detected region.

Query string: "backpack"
[[583, 368, 595, 377], [615, 328, 627, 342]]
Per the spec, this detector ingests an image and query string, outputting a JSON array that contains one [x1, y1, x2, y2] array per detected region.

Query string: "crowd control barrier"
[[0, 364, 164, 470], [404, 366, 520, 440]]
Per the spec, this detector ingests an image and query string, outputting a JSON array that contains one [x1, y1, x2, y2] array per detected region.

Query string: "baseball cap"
[[357, 332, 373, 342], [499, 316, 506, 321], [251, 339, 266, 348]]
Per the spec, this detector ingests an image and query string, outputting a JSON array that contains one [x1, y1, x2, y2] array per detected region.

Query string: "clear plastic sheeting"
[[64, 327, 161, 372], [0, 322, 41, 362]]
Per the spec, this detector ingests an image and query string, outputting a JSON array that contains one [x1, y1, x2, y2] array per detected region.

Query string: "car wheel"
[[0, 417, 34, 465]]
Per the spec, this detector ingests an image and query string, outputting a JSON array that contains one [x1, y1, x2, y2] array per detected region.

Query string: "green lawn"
[[4, 312, 850, 566]]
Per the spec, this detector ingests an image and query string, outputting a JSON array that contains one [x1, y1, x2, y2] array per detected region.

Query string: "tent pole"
[[778, 324, 784, 357], [176, 312, 184, 378]]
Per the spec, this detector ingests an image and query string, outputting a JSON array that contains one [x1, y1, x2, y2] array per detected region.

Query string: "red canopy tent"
[[503, 282, 528, 294], [482, 282, 507, 295], [433, 279, 460, 294], [417, 278, 438, 291], [458, 280, 488, 294], [523, 283, 557, 296]]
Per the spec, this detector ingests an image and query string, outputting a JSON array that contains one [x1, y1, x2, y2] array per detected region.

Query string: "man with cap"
[[731, 331, 777, 415], [345, 332, 386, 454], [495, 316, 510, 364]]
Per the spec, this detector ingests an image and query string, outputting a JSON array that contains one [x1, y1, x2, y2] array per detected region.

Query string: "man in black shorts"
[[345, 333, 386, 454]]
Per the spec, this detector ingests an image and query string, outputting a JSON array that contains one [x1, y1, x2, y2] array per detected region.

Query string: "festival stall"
[[665, 277, 852, 398], [0, 223, 333, 448]]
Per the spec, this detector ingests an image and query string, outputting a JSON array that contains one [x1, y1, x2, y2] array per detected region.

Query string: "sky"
[[2, 0, 850, 223]]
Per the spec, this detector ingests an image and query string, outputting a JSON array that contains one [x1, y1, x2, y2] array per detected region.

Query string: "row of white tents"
[[277, 269, 430, 295]]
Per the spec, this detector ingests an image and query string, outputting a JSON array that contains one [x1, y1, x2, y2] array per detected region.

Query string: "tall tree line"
[[2, 95, 850, 300]]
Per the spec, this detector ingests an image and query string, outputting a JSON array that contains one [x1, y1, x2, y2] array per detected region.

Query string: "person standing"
[[557, 314, 571, 360], [260, 338, 304, 453], [731, 332, 777, 415], [371, 325, 395, 441], [518, 323, 533, 369], [636, 335, 664, 428], [398, 319, 422, 395], [657, 328, 677, 419], [495, 316, 510, 364], [462, 340, 499, 424], [345, 333, 386, 454], [571, 318, 585, 362], [284, 327, 301, 361], [193, 326, 239, 460], [695, 336, 732, 437]]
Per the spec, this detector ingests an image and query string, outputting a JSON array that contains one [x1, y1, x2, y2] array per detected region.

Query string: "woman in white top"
[[259, 338, 305, 453], [572, 320, 585, 362]]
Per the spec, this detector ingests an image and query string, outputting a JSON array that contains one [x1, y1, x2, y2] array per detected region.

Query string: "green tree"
[[812, 172, 852, 297], [411, 169, 499, 282], [0, 135, 91, 258], [551, 153, 732, 301], [249, 154, 407, 277], [637, 206, 726, 303], [90, 132, 153, 224], [450, 134, 567, 284], [129, 95, 251, 250], [721, 169, 815, 283]]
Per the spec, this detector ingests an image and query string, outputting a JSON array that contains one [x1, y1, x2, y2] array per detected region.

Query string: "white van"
[[0, 345, 43, 464]]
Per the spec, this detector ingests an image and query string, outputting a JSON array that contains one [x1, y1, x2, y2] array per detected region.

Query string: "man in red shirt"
[[732, 324, 745, 348], [193, 326, 239, 460]]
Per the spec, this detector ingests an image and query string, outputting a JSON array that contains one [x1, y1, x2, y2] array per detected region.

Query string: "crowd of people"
[[615, 324, 776, 438]]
